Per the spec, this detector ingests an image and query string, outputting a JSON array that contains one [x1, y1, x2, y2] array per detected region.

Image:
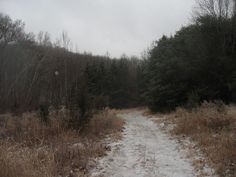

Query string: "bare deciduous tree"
[[36, 31, 52, 46], [196, 0, 235, 18], [62, 31, 70, 50], [0, 13, 25, 46]]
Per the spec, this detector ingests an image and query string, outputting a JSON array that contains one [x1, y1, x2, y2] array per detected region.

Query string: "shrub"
[[0, 108, 124, 177], [172, 102, 236, 176]]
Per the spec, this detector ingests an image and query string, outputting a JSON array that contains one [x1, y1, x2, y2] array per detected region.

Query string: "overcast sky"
[[0, 0, 195, 57]]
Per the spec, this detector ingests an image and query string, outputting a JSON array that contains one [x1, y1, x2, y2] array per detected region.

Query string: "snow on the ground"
[[91, 111, 213, 177]]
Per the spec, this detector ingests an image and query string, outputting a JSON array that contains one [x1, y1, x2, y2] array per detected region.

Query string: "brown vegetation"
[[168, 102, 236, 177], [0, 109, 124, 177]]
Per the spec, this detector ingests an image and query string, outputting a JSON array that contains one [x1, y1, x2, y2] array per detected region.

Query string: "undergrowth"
[[0, 108, 124, 177], [171, 102, 236, 177]]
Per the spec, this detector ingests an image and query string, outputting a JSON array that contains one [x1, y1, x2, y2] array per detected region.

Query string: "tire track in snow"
[[91, 111, 208, 177]]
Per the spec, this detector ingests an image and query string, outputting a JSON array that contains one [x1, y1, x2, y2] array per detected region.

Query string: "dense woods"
[[1, 0, 236, 115], [143, 0, 236, 111], [0, 13, 143, 126]]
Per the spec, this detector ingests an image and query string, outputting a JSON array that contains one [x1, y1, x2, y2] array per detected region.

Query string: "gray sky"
[[0, 0, 195, 58]]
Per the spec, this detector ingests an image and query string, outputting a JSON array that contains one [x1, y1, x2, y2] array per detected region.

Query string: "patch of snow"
[[177, 137, 217, 177], [91, 111, 208, 177], [160, 122, 165, 128]]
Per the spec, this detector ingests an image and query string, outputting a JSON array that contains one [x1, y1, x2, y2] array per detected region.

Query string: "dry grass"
[[168, 102, 236, 177], [113, 107, 146, 115], [84, 109, 124, 139], [0, 109, 124, 177]]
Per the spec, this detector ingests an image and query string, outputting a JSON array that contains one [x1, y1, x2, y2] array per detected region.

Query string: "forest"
[[142, 0, 236, 112], [0, 14, 145, 126], [1, 1, 236, 117]]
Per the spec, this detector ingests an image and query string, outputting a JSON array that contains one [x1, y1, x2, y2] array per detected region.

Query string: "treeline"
[[143, 0, 236, 112], [0, 13, 143, 122], [1, 0, 236, 115]]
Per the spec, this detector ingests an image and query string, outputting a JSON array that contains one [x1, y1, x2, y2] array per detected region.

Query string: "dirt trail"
[[91, 111, 213, 177]]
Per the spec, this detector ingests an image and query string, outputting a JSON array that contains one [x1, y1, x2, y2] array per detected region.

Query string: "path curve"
[[92, 111, 198, 177]]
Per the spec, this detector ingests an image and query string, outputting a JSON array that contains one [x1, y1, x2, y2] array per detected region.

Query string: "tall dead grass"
[[84, 109, 124, 138], [0, 109, 124, 177], [171, 102, 236, 177]]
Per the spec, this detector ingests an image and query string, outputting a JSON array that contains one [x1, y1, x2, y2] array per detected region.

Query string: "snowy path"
[[91, 111, 199, 177]]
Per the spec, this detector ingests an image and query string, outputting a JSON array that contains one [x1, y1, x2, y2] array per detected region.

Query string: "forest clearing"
[[1, 0, 236, 176]]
